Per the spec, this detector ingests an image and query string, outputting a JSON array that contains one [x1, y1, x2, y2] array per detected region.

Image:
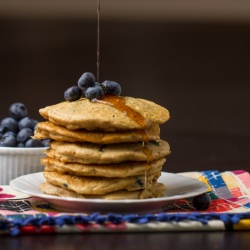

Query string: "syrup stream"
[[97, 0, 100, 82]]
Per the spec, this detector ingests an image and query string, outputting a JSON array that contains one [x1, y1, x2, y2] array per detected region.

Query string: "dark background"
[[1, 11, 250, 173]]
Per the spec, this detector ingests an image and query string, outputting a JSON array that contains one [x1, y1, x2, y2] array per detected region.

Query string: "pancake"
[[46, 139, 171, 164], [34, 121, 160, 144], [37, 92, 171, 200], [41, 156, 166, 178], [39, 96, 170, 131], [40, 181, 166, 200], [43, 171, 160, 195]]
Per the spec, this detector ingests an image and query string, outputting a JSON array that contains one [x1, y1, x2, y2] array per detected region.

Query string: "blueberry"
[[85, 83, 105, 100], [1, 117, 19, 133], [25, 138, 44, 147], [42, 138, 50, 147], [192, 193, 211, 211], [17, 128, 33, 143], [0, 103, 46, 148], [17, 142, 25, 147], [4, 131, 16, 137], [9, 102, 28, 120], [64, 86, 82, 102], [0, 134, 17, 147], [0, 126, 5, 134], [18, 117, 38, 130], [78, 72, 96, 91], [101, 80, 121, 96]]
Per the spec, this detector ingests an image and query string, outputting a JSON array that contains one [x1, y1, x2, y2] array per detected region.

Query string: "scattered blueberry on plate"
[[64, 72, 122, 101], [0, 102, 49, 147]]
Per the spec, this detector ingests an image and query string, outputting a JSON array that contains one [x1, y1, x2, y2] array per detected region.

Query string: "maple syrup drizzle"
[[142, 145, 153, 191], [97, 0, 100, 82], [138, 130, 149, 143], [100, 95, 147, 128]]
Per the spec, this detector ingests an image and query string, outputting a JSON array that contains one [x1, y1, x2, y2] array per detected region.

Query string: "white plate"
[[10, 172, 208, 214]]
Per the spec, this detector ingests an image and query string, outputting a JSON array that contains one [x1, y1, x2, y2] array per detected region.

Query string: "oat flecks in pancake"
[[34, 121, 160, 144], [46, 139, 170, 164], [37, 94, 171, 200], [41, 157, 166, 178], [39, 96, 170, 131], [40, 181, 166, 200], [43, 171, 160, 195]]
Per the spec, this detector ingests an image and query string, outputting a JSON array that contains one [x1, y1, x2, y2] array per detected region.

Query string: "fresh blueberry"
[[0, 134, 17, 147], [17, 142, 25, 147], [64, 86, 82, 102], [192, 193, 211, 210], [25, 138, 44, 147], [42, 138, 50, 147], [9, 102, 28, 120], [78, 72, 96, 91], [17, 128, 33, 143], [0, 103, 46, 148], [1, 117, 19, 133], [4, 131, 16, 137], [0, 126, 5, 134], [101, 80, 121, 96], [34, 123, 38, 131], [85, 83, 105, 100], [18, 117, 38, 130]]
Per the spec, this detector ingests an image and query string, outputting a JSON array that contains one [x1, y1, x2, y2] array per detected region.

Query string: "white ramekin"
[[0, 147, 46, 185]]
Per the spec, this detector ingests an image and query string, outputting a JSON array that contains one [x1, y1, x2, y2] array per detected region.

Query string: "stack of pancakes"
[[34, 95, 171, 200]]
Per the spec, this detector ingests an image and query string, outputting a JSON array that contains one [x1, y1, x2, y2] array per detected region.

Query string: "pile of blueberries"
[[0, 103, 49, 147], [64, 72, 122, 102]]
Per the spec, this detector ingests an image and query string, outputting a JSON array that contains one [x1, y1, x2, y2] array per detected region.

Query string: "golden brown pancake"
[[43, 171, 160, 195], [41, 156, 166, 178], [34, 121, 160, 144], [37, 94, 171, 200], [39, 96, 170, 131], [40, 181, 166, 200], [46, 139, 171, 164]]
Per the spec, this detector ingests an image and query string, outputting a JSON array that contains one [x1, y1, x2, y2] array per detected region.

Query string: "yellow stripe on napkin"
[[233, 219, 250, 230]]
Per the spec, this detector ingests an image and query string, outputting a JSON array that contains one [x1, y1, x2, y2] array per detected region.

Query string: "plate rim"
[[10, 172, 208, 205]]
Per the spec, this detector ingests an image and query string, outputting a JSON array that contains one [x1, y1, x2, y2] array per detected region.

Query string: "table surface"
[[2, 231, 250, 250]]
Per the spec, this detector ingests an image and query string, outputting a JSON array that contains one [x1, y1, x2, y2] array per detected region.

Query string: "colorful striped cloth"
[[0, 170, 250, 236]]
